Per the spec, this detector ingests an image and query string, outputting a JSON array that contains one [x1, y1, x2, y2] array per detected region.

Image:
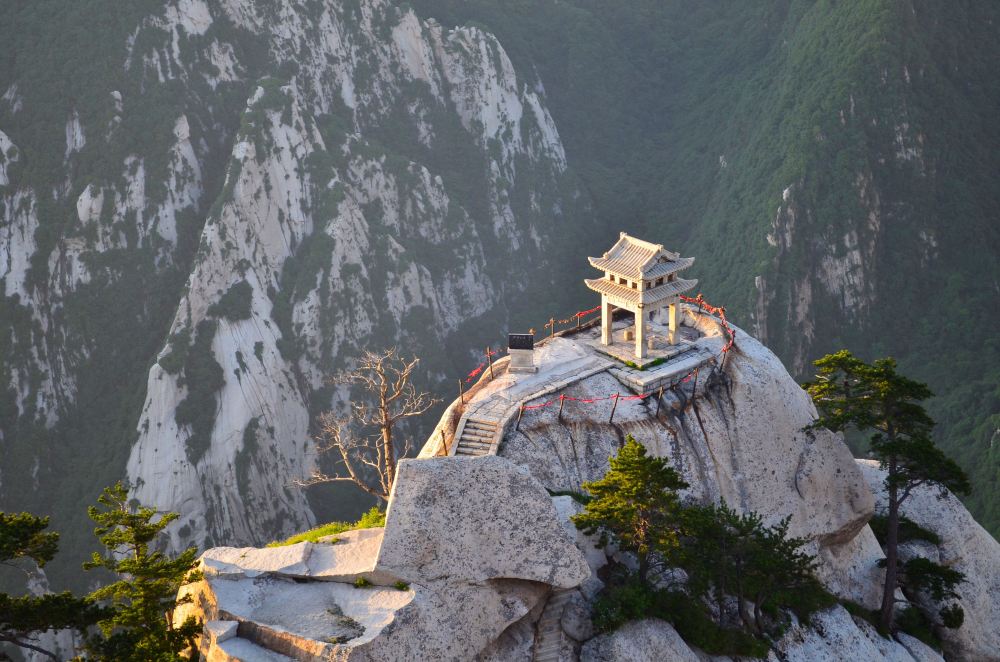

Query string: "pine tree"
[[82, 483, 202, 661], [572, 435, 688, 582], [804, 350, 970, 632], [679, 503, 832, 635], [0, 512, 103, 659]]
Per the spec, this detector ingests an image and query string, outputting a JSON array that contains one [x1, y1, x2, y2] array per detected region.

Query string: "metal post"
[[487, 346, 495, 380], [515, 404, 524, 431], [656, 385, 664, 416], [549, 317, 556, 338], [558, 394, 566, 422], [458, 379, 465, 405], [609, 393, 619, 424], [440, 429, 449, 456], [576, 314, 581, 329]]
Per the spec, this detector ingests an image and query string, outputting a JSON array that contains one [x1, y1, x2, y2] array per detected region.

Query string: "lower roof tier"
[[585, 276, 697, 307]]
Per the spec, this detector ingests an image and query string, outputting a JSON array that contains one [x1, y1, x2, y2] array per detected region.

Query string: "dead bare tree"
[[303, 348, 440, 502]]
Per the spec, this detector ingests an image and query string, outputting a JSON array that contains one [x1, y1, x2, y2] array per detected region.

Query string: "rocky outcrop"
[[579, 608, 944, 662], [858, 460, 1000, 661], [179, 454, 588, 660], [0, 0, 590, 584], [375, 456, 589, 588], [180, 311, 1000, 661], [499, 310, 877, 605]]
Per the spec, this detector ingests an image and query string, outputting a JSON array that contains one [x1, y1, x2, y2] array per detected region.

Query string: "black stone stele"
[[508, 333, 534, 350]]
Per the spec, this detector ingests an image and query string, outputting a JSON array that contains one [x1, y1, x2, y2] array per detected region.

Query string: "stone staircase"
[[453, 417, 500, 456], [532, 589, 573, 662]]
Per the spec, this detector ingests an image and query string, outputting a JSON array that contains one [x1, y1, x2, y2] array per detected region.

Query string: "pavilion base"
[[581, 321, 696, 369]]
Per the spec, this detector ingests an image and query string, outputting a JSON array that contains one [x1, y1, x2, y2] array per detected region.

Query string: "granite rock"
[[375, 455, 591, 589], [858, 460, 1000, 661]]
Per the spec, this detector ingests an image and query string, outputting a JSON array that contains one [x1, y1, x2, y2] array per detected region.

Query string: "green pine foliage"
[[805, 350, 970, 632], [0, 511, 103, 659], [206, 280, 254, 321], [174, 320, 225, 464], [679, 503, 835, 636], [82, 483, 202, 661], [572, 436, 688, 582], [575, 436, 833, 656], [0, 511, 59, 567], [868, 514, 941, 546]]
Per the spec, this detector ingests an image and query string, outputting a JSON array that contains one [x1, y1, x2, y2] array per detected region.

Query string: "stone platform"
[[433, 306, 726, 460], [576, 319, 700, 368]]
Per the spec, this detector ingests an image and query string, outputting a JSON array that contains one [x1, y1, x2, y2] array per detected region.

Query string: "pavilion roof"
[[585, 275, 698, 305], [589, 232, 695, 279]]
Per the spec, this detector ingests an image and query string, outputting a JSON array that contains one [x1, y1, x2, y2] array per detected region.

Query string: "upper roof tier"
[[588, 232, 695, 280]]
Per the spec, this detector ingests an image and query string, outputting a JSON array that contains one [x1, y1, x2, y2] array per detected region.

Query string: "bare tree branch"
[[307, 347, 441, 501]]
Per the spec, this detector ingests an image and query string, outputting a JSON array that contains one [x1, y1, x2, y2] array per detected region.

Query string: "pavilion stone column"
[[668, 301, 680, 345], [635, 304, 647, 358], [601, 294, 613, 346]]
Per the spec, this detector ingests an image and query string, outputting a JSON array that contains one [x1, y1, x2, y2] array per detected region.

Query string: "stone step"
[[458, 435, 493, 446], [455, 448, 486, 456], [217, 636, 296, 662], [461, 428, 494, 440], [466, 420, 498, 431], [532, 590, 573, 662], [459, 434, 491, 443], [458, 441, 491, 450]]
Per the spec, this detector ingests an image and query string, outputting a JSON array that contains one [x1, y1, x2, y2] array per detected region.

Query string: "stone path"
[[532, 589, 574, 662], [449, 321, 720, 458], [450, 341, 611, 457]]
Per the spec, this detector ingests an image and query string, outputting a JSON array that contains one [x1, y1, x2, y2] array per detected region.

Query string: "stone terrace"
[[436, 306, 727, 458]]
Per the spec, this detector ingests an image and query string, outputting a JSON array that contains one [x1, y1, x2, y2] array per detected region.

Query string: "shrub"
[[207, 280, 253, 321], [393, 581, 410, 591], [869, 515, 942, 546], [895, 606, 940, 648], [591, 571, 769, 658], [353, 576, 372, 589]]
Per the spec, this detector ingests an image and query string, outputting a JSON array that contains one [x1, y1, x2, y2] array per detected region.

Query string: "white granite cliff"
[[1, 0, 584, 558]]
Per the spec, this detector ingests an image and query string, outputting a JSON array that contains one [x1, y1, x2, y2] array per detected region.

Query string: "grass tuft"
[[267, 506, 386, 547]]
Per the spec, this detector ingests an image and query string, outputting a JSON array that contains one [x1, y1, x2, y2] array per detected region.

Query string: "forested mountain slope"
[[412, 0, 1000, 534]]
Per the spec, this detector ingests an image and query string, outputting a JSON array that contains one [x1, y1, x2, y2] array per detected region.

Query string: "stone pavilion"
[[585, 232, 697, 359]]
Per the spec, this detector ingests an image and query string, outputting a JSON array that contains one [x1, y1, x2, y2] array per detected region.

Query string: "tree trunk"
[[381, 385, 395, 500], [637, 548, 649, 583], [880, 456, 900, 631]]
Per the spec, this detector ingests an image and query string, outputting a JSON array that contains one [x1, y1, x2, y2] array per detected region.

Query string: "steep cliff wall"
[[0, 0, 591, 585]]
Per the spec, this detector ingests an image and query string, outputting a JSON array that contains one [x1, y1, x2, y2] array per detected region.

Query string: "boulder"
[[580, 619, 700, 662], [200, 529, 394, 584], [858, 460, 1000, 661], [375, 455, 591, 589], [551, 495, 608, 600], [766, 606, 942, 662], [815, 524, 886, 610]]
